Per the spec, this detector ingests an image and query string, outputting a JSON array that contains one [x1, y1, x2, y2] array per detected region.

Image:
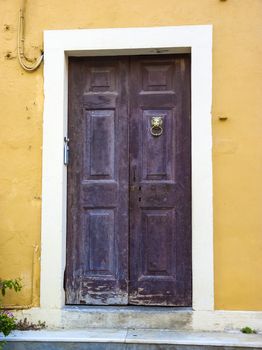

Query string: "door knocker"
[[150, 116, 163, 137]]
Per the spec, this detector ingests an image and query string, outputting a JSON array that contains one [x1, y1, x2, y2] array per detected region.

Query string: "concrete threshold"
[[60, 305, 193, 329], [3, 329, 262, 348]]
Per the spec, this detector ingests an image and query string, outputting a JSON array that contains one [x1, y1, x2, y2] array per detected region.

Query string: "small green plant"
[[0, 278, 22, 349], [0, 279, 22, 297], [16, 318, 46, 331], [0, 311, 16, 336], [241, 326, 257, 334]]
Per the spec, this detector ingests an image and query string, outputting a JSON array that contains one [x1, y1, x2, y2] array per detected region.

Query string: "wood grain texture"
[[66, 57, 129, 305], [66, 55, 191, 306], [129, 55, 191, 306]]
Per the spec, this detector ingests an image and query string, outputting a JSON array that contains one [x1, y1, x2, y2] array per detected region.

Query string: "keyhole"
[[138, 186, 141, 201]]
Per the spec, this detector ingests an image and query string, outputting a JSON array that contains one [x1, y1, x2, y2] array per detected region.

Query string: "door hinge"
[[64, 137, 69, 166]]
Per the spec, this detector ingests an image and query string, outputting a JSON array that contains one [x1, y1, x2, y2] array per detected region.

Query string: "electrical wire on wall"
[[18, 2, 43, 72]]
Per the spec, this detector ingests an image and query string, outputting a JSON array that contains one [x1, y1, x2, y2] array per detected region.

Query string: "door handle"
[[64, 137, 70, 165], [150, 116, 163, 137]]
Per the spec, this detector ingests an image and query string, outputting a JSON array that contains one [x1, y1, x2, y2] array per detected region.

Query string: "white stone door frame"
[[41, 25, 213, 312]]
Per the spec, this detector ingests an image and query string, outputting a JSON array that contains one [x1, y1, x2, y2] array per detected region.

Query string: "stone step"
[[2, 329, 262, 349], [14, 307, 262, 332], [16, 306, 194, 330]]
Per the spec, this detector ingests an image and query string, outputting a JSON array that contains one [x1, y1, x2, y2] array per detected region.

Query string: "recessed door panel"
[[87, 209, 116, 277], [142, 110, 174, 181], [141, 209, 175, 278], [85, 110, 115, 179]]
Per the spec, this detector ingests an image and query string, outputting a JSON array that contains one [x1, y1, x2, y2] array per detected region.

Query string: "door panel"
[[85, 110, 115, 179], [66, 55, 191, 306], [141, 209, 175, 277], [129, 56, 191, 306], [141, 110, 174, 181], [66, 57, 129, 305]]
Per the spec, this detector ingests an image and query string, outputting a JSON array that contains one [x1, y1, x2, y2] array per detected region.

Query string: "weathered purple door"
[[129, 56, 191, 306], [65, 55, 191, 306], [65, 57, 129, 304]]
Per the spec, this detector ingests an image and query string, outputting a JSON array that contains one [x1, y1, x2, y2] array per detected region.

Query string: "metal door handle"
[[64, 137, 70, 165], [150, 116, 163, 137]]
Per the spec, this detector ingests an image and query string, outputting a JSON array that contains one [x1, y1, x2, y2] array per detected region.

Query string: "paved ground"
[[2, 328, 262, 348]]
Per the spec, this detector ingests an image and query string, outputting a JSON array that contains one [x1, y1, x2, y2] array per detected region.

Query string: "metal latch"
[[64, 137, 69, 166]]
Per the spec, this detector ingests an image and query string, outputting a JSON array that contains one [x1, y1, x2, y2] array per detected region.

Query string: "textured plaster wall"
[[0, 0, 262, 310]]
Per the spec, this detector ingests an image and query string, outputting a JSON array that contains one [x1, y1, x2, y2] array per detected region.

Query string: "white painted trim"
[[41, 25, 213, 313]]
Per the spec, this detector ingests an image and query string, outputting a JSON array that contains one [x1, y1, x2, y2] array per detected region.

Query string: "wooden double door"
[[65, 55, 191, 306]]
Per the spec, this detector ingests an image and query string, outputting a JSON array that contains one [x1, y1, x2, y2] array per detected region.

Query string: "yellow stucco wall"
[[0, 0, 262, 311]]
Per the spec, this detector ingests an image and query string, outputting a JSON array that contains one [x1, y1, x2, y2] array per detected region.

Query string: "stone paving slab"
[[125, 329, 262, 347], [1, 329, 262, 349]]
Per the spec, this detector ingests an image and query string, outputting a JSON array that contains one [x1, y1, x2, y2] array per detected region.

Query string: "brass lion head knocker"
[[150, 116, 163, 137]]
